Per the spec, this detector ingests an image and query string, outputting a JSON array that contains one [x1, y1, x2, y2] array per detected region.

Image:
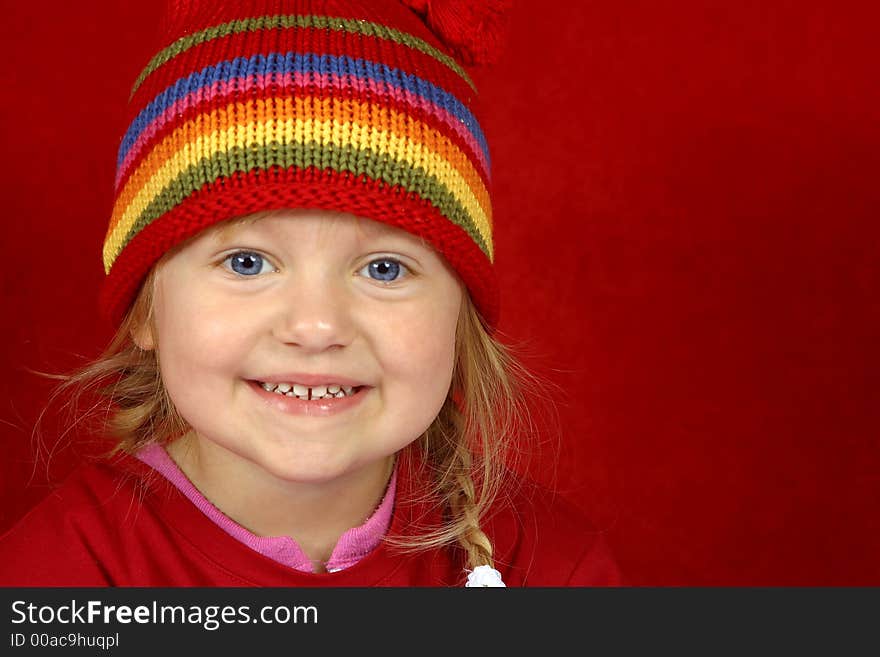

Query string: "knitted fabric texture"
[[100, 0, 498, 327]]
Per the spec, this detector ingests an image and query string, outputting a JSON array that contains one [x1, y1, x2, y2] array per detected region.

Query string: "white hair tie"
[[465, 565, 506, 587]]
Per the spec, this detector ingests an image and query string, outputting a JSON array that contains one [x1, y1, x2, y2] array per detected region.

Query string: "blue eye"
[[362, 258, 407, 282], [225, 251, 273, 276]]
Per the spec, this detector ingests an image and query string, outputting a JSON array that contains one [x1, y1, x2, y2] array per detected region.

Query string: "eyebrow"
[[210, 214, 265, 244], [349, 215, 435, 249]]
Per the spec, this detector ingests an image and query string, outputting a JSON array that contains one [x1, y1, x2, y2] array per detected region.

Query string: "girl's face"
[[136, 210, 462, 487]]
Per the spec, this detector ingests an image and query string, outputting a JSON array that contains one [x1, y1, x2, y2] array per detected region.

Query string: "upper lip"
[[251, 374, 367, 387]]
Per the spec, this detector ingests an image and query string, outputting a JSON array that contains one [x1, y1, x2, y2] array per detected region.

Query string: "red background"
[[1, 2, 878, 585]]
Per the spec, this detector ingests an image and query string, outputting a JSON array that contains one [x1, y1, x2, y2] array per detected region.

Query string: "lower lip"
[[247, 380, 369, 417]]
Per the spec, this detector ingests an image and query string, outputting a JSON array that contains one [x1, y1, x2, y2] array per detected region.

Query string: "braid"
[[445, 442, 494, 571], [393, 393, 498, 577]]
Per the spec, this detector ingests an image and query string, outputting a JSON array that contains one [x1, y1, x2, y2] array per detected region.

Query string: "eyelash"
[[220, 251, 410, 283]]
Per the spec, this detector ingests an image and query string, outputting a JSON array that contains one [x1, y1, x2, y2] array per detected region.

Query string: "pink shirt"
[[136, 443, 396, 574]]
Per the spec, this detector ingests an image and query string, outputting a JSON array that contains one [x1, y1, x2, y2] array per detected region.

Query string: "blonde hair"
[[35, 237, 550, 576]]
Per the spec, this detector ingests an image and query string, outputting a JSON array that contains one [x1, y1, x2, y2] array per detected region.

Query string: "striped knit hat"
[[100, 0, 509, 328]]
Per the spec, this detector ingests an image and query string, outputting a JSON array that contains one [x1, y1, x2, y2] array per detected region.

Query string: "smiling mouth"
[[255, 381, 363, 401]]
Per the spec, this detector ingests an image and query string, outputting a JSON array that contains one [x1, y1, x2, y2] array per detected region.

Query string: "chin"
[[256, 451, 362, 485]]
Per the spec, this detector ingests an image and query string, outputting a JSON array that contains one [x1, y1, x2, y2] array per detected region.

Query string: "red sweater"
[[0, 453, 621, 586]]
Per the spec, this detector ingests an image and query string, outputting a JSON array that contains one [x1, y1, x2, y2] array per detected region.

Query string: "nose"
[[271, 277, 355, 352]]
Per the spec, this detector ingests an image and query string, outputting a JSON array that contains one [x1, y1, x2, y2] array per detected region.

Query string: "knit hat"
[[100, 0, 511, 329]]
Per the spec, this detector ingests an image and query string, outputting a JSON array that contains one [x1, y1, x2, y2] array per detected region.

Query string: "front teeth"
[[260, 381, 357, 400]]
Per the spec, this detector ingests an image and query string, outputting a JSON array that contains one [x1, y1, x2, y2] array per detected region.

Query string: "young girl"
[[0, 0, 620, 586]]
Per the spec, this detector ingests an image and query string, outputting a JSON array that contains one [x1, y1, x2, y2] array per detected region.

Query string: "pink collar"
[[136, 443, 396, 574]]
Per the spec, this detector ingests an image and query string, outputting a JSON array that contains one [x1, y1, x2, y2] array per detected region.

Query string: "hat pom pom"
[[400, 0, 513, 65]]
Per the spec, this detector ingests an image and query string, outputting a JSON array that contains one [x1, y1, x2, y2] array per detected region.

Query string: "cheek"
[[378, 298, 459, 400], [378, 327, 455, 444], [151, 282, 256, 392]]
